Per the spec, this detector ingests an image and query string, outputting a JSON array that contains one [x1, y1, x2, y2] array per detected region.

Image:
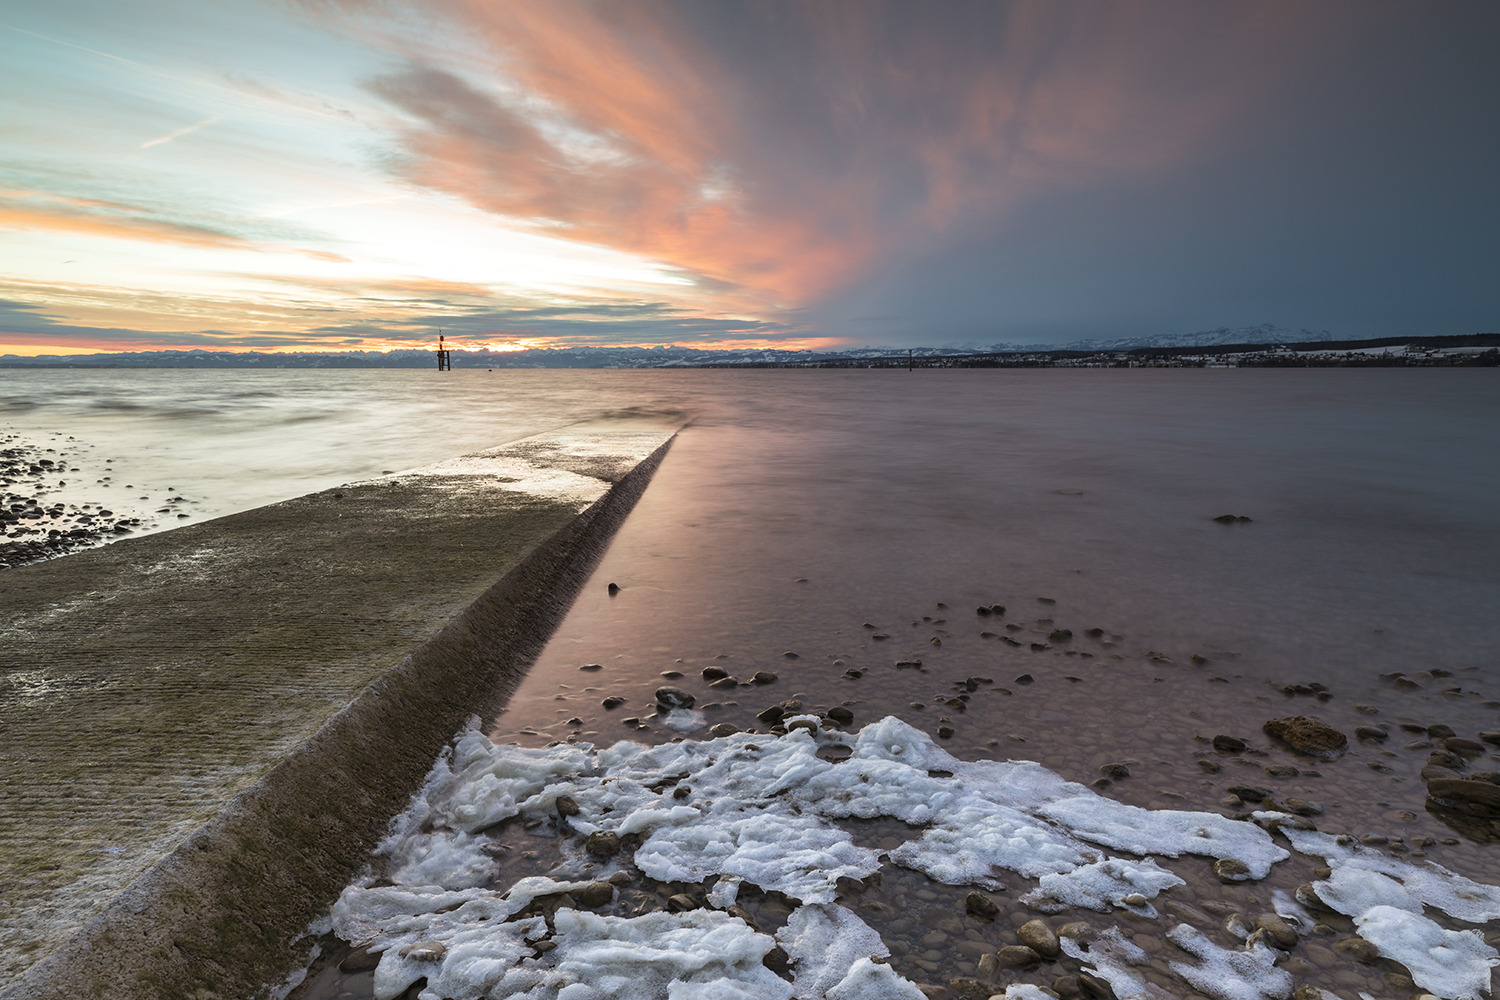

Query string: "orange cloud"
[[331, 0, 1358, 317]]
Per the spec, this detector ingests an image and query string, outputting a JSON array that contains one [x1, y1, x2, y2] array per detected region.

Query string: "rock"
[[1333, 937, 1379, 962], [1228, 784, 1274, 802], [1354, 726, 1387, 740], [1224, 913, 1252, 940], [1057, 921, 1094, 943], [667, 893, 699, 912], [1120, 893, 1148, 908], [1285, 798, 1324, 816], [1264, 764, 1299, 778], [1421, 765, 1463, 781], [782, 651, 799, 659], [976, 952, 1000, 980], [752, 671, 778, 684], [965, 891, 999, 920], [1078, 971, 1116, 1000], [1262, 716, 1347, 758], [555, 795, 581, 816], [757, 705, 785, 724], [946, 978, 991, 1000], [1428, 723, 1457, 739], [710, 676, 739, 689], [1049, 628, 1073, 642], [608, 871, 633, 886], [826, 706, 855, 725], [339, 947, 383, 972], [400, 940, 447, 961], [917, 987, 950, 1000], [601, 696, 627, 709], [655, 686, 695, 709], [1213, 514, 1252, 523], [1053, 976, 1082, 999], [1018, 918, 1061, 957], [1295, 883, 1327, 910], [578, 882, 614, 908], [1470, 771, 1500, 785], [585, 831, 620, 857], [1198, 759, 1223, 773], [787, 718, 818, 734], [1098, 762, 1130, 779], [1214, 859, 1252, 882], [607, 582, 620, 594], [1444, 737, 1485, 755], [1479, 732, 1500, 746], [1428, 777, 1500, 810], [996, 945, 1041, 967], [708, 723, 740, 738], [1256, 913, 1298, 949], [937, 725, 955, 739], [702, 666, 729, 680], [578, 663, 603, 671], [1428, 749, 1466, 769], [896, 658, 924, 668], [1212, 735, 1247, 752]]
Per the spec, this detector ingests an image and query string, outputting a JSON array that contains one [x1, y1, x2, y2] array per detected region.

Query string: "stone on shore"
[[1262, 716, 1347, 757]]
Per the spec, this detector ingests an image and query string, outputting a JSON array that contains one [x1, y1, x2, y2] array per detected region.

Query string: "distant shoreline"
[[2, 332, 1496, 370]]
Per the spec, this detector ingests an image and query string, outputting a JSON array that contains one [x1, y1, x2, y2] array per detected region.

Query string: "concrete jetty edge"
[[2, 431, 675, 1000]]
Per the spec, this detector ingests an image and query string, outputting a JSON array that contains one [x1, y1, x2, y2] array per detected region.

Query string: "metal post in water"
[[436, 333, 452, 371]]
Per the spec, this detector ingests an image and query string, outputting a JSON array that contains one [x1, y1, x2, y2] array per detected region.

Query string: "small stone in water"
[[976, 952, 1000, 979], [752, 671, 778, 684], [585, 831, 620, 857], [1053, 975, 1082, 998], [1018, 918, 1060, 957], [1198, 759, 1223, 773], [964, 891, 998, 920], [1214, 858, 1252, 882], [667, 893, 699, 912], [655, 686, 695, 709], [602, 696, 626, 709], [702, 666, 729, 680], [579, 663, 603, 671], [708, 723, 740, 737], [578, 882, 613, 908], [1120, 893, 1147, 908], [555, 795, 580, 816], [1212, 735, 1247, 752], [400, 940, 446, 961], [826, 706, 854, 725], [997, 945, 1041, 967]]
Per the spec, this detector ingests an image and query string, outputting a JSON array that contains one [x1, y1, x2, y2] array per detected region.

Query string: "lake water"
[[4, 368, 1499, 997]]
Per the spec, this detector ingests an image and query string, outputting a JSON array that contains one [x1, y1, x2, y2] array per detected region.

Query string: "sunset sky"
[[2, 1, 1496, 355]]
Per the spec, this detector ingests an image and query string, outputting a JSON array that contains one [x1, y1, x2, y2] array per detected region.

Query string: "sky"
[[1, 0, 1497, 355]]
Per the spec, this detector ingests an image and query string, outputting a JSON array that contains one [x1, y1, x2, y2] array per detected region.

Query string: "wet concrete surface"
[[0, 417, 679, 999]]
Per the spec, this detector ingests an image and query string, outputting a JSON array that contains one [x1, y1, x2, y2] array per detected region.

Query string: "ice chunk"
[[1281, 827, 1500, 924], [1021, 857, 1184, 915], [1039, 797, 1286, 878], [891, 799, 1094, 888], [660, 708, 706, 733], [824, 958, 929, 1000], [440, 732, 593, 833], [633, 808, 879, 904], [779, 903, 890, 998], [1354, 905, 1497, 1000], [1165, 923, 1293, 1000], [1061, 926, 1168, 1000]]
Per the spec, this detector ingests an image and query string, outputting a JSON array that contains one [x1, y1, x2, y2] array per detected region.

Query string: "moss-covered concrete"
[[0, 418, 677, 999]]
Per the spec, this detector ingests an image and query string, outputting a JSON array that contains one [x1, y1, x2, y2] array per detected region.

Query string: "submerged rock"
[[1262, 716, 1347, 758], [655, 686, 695, 709], [1018, 918, 1061, 958]]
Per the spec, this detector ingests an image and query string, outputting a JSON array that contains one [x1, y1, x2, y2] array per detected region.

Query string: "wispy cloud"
[[139, 115, 221, 149]]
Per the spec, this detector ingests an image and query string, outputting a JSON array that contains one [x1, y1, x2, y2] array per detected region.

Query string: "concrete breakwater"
[[0, 415, 680, 999]]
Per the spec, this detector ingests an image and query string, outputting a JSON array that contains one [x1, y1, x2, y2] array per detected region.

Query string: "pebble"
[[1197, 760, 1222, 773], [601, 696, 626, 709], [1098, 763, 1130, 779], [996, 945, 1040, 967], [579, 663, 603, 671], [752, 671, 778, 684], [976, 953, 999, 980], [827, 706, 855, 725], [1428, 724, 1457, 739], [1333, 937, 1378, 962], [708, 723, 740, 738], [399, 940, 446, 961], [1445, 736, 1485, 755], [965, 892, 999, 920], [655, 686, 695, 709], [1018, 919, 1060, 957], [1353, 726, 1387, 740], [585, 831, 620, 857], [1264, 764, 1298, 777], [1212, 735, 1247, 752], [1255, 913, 1298, 949], [1213, 859, 1252, 882], [702, 666, 729, 680], [1053, 976, 1081, 998], [1262, 716, 1347, 757], [578, 882, 614, 907], [667, 893, 699, 912], [555, 795, 581, 816]]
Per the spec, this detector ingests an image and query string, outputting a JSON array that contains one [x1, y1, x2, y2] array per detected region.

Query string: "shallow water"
[[5, 368, 1500, 997]]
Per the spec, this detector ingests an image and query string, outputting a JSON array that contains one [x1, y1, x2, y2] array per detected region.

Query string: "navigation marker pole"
[[436, 331, 452, 371]]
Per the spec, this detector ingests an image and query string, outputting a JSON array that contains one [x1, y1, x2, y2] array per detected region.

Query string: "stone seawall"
[[0, 417, 679, 999]]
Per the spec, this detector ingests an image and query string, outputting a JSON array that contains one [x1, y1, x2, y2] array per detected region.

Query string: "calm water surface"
[[6, 368, 1500, 996]]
